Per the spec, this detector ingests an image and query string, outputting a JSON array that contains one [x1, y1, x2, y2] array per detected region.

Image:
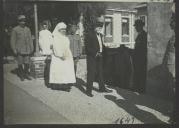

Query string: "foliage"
[[3, 2, 107, 34], [78, 2, 106, 32]]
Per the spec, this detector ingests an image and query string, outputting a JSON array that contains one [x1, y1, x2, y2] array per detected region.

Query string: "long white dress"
[[49, 32, 76, 84]]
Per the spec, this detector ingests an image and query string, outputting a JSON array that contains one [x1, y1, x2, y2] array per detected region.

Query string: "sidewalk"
[[3, 59, 173, 124], [4, 79, 72, 124]]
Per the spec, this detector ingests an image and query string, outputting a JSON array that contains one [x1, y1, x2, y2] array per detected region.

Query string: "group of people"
[[10, 15, 82, 92], [10, 13, 175, 98], [9, 14, 113, 96]]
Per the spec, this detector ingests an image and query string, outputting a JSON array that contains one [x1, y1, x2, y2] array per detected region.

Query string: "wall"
[[146, 2, 174, 100], [147, 3, 173, 70]]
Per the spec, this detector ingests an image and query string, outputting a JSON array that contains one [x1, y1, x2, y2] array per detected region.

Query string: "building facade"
[[104, 8, 137, 49]]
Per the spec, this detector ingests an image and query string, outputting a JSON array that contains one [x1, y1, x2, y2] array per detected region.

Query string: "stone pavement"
[[4, 79, 72, 124], [3, 59, 173, 124]]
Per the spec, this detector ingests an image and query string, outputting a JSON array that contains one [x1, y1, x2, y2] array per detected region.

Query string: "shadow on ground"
[[105, 84, 172, 124], [75, 78, 86, 94], [75, 77, 106, 95]]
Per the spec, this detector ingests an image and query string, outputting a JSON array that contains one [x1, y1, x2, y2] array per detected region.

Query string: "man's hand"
[[60, 56, 66, 60], [77, 55, 81, 60], [50, 45, 53, 49], [13, 50, 17, 55], [96, 52, 102, 57]]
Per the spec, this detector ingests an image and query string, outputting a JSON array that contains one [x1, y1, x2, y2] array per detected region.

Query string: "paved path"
[[3, 60, 173, 124], [4, 79, 72, 124]]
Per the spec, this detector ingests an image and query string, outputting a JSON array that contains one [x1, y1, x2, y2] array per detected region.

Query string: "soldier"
[[10, 15, 34, 81], [68, 24, 82, 75]]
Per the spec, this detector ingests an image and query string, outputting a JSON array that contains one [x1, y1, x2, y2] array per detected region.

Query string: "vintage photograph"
[[3, 0, 176, 124]]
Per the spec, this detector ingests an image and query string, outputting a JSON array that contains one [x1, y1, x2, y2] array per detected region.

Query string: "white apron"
[[49, 33, 76, 84]]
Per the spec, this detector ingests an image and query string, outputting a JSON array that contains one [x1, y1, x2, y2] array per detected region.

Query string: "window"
[[139, 16, 146, 25], [122, 17, 129, 42], [104, 17, 113, 43], [104, 17, 113, 37]]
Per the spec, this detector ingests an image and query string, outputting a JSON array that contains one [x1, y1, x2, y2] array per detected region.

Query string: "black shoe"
[[86, 92, 93, 97], [137, 90, 145, 94], [131, 88, 145, 94], [50, 84, 57, 90], [19, 76, 25, 81], [45, 83, 51, 88], [86, 90, 93, 97], [99, 88, 112, 93], [24, 74, 32, 80], [62, 88, 71, 92]]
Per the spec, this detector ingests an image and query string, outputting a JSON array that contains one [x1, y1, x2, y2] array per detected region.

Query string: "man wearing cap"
[[132, 19, 147, 93], [85, 16, 112, 97], [11, 15, 34, 81]]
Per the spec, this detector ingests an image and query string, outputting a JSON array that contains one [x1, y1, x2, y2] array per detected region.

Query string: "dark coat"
[[85, 30, 105, 91], [85, 30, 104, 57], [116, 46, 133, 89], [133, 30, 147, 91], [133, 30, 147, 69]]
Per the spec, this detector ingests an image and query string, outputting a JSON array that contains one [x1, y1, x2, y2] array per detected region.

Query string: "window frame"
[[104, 15, 113, 43]]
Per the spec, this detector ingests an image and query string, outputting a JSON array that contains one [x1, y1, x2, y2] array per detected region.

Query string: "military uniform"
[[68, 34, 82, 74], [10, 18, 34, 81]]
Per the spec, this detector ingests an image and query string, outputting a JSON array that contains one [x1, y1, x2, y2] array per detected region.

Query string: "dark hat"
[[134, 19, 145, 27], [95, 16, 104, 27]]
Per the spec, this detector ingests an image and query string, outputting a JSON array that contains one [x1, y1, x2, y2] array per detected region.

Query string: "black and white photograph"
[[2, 0, 176, 125]]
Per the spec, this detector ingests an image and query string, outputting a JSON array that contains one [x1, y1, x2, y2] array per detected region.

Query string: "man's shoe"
[[86, 92, 93, 97], [24, 74, 32, 80], [86, 90, 93, 97], [19, 76, 25, 81], [99, 88, 112, 93], [65, 88, 71, 92], [137, 90, 145, 94]]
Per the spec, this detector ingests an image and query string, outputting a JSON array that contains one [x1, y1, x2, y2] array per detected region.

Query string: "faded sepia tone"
[[3, 0, 175, 124]]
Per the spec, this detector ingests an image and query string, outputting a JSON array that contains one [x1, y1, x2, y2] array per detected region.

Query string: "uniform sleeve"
[[28, 28, 34, 53], [10, 29, 16, 53]]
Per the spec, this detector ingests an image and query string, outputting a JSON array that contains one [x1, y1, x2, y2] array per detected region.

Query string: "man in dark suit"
[[132, 19, 147, 93], [85, 16, 112, 97]]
